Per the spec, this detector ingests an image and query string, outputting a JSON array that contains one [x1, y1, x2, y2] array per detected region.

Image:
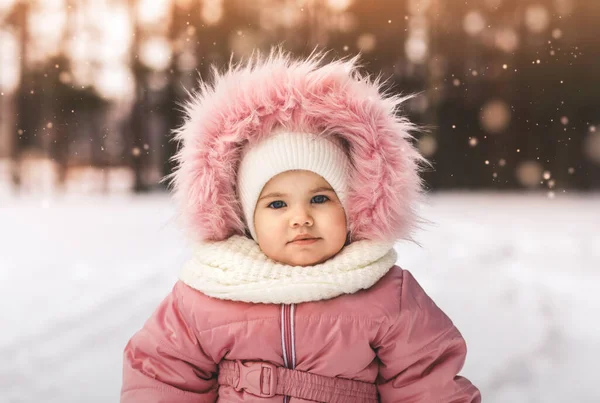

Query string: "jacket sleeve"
[[121, 282, 218, 402], [375, 270, 481, 402]]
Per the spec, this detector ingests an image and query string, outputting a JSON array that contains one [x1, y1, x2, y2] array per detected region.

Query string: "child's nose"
[[290, 208, 314, 227]]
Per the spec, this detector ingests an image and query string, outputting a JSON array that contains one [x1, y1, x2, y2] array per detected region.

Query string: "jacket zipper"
[[281, 303, 296, 402]]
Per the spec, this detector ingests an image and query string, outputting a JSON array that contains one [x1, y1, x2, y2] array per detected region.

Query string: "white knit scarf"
[[178, 235, 398, 304]]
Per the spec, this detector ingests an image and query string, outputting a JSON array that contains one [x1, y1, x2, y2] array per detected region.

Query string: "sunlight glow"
[[408, 0, 432, 16], [101, 5, 132, 61], [201, 0, 223, 26], [68, 30, 92, 64], [95, 64, 134, 100], [525, 4, 550, 33], [0, 0, 16, 14], [326, 0, 353, 12], [140, 37, 172, 71], [137, 0, 170, 28], [405, 36, 428, 64], [0, 30, 19, 93], [70, 62, 93, 88], [28, 0, 66, 63], [463, 11, 485, 37]]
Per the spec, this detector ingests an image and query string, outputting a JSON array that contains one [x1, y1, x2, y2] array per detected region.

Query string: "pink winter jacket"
[[121, 266, 481, 402]]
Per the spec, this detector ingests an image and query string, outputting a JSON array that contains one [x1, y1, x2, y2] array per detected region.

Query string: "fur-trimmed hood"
[[166, 48, 427, 243]]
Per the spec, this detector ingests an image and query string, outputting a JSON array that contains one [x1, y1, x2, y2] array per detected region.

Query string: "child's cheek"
[[256, 209, 281, 235]]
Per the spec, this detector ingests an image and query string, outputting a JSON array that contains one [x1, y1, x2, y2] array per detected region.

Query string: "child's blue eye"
[[268, 200, 286, 209], [312, 195, 329, 204]]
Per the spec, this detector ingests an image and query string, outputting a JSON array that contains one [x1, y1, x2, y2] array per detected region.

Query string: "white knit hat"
[[237, 130, 351, 242]]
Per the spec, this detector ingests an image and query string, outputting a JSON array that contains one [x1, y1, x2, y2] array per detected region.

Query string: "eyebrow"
[[258, 186, 335, 201]]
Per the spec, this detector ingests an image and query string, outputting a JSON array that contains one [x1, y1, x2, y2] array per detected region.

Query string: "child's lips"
[[289, 238, 321, 245]]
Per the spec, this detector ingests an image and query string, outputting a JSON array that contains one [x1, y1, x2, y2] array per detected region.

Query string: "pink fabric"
[[166, 50, 427, 245], [121, 266, 481, 402]]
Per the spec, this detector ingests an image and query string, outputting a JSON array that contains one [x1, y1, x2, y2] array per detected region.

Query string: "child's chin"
[[281, 252, 332, 267]]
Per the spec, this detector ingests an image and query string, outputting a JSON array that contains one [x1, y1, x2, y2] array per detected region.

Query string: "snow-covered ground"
[[1, 191, 599, 403]]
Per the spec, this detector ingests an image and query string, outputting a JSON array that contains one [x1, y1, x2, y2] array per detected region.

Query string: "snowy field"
[[1, 191, 599, 403]]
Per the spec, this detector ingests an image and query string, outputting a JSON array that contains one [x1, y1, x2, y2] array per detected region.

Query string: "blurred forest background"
[[0, 0, 599, 195]]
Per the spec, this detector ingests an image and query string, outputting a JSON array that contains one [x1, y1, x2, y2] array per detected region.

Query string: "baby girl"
[[121, 49, 481, 402]]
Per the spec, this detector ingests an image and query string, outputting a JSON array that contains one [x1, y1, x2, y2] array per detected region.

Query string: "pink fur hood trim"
[[166, 49, 428, 243]]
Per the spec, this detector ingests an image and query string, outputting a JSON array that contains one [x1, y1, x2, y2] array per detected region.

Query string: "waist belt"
[[218, 360, 378, 403]]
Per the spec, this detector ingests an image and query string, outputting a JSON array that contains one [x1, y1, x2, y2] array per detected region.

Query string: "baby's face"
[[253, 170, 348, 266]]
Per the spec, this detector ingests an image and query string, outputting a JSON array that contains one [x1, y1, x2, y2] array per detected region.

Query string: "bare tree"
[[11, 0, 31, 191], [126, 0, 151, 192]]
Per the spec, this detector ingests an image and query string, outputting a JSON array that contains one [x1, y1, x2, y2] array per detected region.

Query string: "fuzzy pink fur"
[[165, 48, 428, 244]]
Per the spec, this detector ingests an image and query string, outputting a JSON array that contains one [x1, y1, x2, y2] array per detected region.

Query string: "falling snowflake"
[[495, 28, 519, 53], [357, 33, 377, 53], [480, 99, 511, 134], [516, 160, 543, 188], [418, 136, 437, 157], [525, 4, 550, 33], [405, 36, 428, 64], [463, 11, 485, 36], [583, 131, 600, 164], [552, 28, 563, 39]]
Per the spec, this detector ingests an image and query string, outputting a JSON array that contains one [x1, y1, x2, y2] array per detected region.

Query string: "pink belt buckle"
[[234, 360, 277, 398]]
